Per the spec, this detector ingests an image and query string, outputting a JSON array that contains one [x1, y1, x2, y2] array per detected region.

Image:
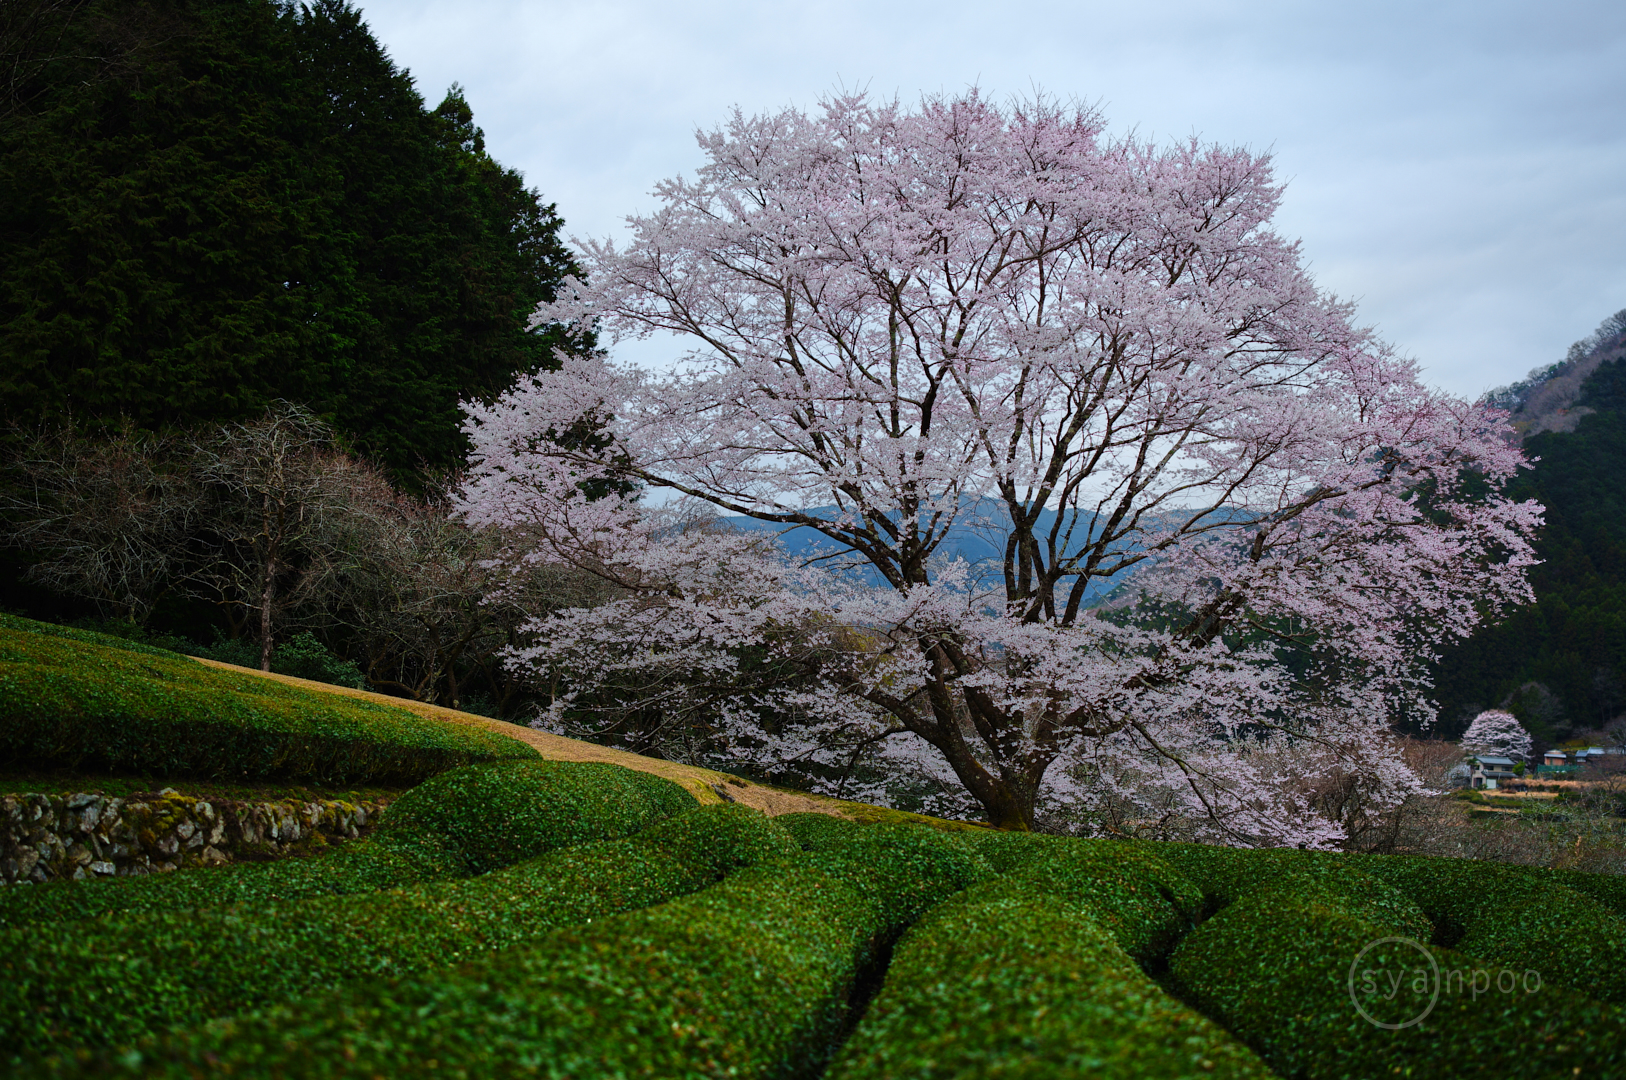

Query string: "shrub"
[[1454, 887, 1626, 1004], [0, 805, 789, 1061], [806, 823, 996, 941], [377, 758, 698, 875], [775, 810, 864, 850], [37, 817, 1002, 1078], [0, 760, 696, 927], [827, 882, 1272, 1080], [1148, 840, 1330, 914], [969, 837, 1203, 965], [54, 860, 860, 1076], [1358, 854, 1626, 1004], [1168, 869, 1626, 1078], [194, 630, 366, 689], [0, 614, 533, 786], [1542, 864, 1626, 916]]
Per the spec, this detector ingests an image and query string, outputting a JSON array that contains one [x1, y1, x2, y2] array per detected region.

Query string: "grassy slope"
[[0, 615, 534, 786]]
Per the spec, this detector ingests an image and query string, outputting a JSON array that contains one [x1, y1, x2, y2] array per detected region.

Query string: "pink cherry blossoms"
[[458, 91, 1540, 842]]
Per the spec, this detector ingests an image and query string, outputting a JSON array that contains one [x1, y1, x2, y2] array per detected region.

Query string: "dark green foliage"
[[0, 0, 588, 481], [57, 858, 873, 1077], [0, 612, 192, 661], [378, 758, 699, 876], [827, 884, 1272, 1080], [1168, 867, 1626, 1079], [1432, 355, 1626, 737], [774, 810, 864, 850], [1544, 862, 1626, 915], [1454, 888, 1626, 1005], [0, 805, 788, 1061], [1149, 839, 1329, 914], [0, 612, 533, 785], [193, 630, 364, 689], [0, 759, 695, 928], [32, 819, 1000, 1078], [1359, 855, 1626, 1004]]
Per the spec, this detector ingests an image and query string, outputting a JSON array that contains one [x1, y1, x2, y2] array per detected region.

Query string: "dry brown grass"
[[189, 656, 985, 831]]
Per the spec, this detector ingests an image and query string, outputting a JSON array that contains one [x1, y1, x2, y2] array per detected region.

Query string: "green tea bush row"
[[0, 614, 534, 786], [0, 760, 695, 927], [1, 804, 789, 1062], [960, 833, 1199, 964], [1359, 855, 1626, 1004], [775, 810, 864, 850], [52, 823, 991, 1078], [828, 882, 1273, 1080], [1151, 839, 1626, 1006], [1168, 867, 1626, 1078]]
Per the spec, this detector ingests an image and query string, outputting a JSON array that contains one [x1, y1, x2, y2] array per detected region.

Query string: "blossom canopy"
[[459, 91, 1540, 839]]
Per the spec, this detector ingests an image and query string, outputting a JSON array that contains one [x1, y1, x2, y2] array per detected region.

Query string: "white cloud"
[[358, 0, 1626, 398]]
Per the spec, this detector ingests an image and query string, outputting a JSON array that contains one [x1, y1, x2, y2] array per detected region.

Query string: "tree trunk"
[[981, 786, 1037, 831], [259, 556, 276, 672], [921, 713, 1045, 830]]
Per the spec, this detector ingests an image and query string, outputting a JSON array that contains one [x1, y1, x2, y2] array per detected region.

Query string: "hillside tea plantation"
[[2, 618, 1624, 1078], [0, 614, 535, 785]]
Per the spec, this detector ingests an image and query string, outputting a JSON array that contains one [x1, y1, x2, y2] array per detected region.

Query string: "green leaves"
[[0, 0, 589, 483]]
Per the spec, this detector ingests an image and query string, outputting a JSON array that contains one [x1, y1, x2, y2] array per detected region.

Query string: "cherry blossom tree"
[[1460, 709, 1533, 763], [458, 91, 1540, 841]]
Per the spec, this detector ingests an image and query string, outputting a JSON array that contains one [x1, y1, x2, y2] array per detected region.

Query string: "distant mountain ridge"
[[1433, 309, 1626, 747], [1485, 310, 1626, 440], [720, 497, 1154, 603]]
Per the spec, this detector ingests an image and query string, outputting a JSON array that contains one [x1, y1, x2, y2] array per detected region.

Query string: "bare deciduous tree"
[[186, 403, 350, 670], [1, 421, 200, 625]]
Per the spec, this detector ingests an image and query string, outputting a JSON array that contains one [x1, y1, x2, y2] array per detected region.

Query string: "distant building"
[[1544, 749, 1569, 767], [1469, 756, 1518, 790]]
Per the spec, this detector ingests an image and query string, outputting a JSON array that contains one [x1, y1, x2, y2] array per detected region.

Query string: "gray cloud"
[[357, 0, 1626, 398]]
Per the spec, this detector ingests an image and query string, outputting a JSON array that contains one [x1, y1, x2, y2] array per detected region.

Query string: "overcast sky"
[[356, 0, 1625, 401]]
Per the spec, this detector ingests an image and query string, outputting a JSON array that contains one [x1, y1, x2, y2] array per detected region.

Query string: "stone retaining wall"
[[1, 789, 389, 885]]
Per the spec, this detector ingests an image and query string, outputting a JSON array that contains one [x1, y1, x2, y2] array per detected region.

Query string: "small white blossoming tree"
[[1461, 710, 1534, 763]]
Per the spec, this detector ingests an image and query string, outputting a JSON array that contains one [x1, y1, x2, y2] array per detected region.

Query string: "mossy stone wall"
[[1, 791, 384, 885]]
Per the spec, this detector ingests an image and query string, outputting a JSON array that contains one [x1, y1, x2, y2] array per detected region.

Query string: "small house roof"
[[1475, 756, 1517, 766]]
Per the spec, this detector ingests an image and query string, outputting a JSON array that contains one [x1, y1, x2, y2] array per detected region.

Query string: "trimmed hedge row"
[[1168, 866, 1626, 1079], [0, 759, 696, 927], [1359, 855, 1626, 1005], [50, 822, 991, 1079], [966, 833, 1202, 965], [1152, 840, 1626, 1007], [828, 882, 1273, 1080], [1, 804, 789, 1062], [775, 810, 864, 850], [1148, 840, 1326, 914], [0, 613, 534, 785]]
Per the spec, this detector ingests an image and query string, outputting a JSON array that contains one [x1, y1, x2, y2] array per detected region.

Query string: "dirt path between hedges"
[[191, 657, 866, 820]]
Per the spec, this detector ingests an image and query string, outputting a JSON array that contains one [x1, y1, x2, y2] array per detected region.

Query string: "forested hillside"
[[1431, 312, 1626, 745], [0, 0, 586, 480]]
